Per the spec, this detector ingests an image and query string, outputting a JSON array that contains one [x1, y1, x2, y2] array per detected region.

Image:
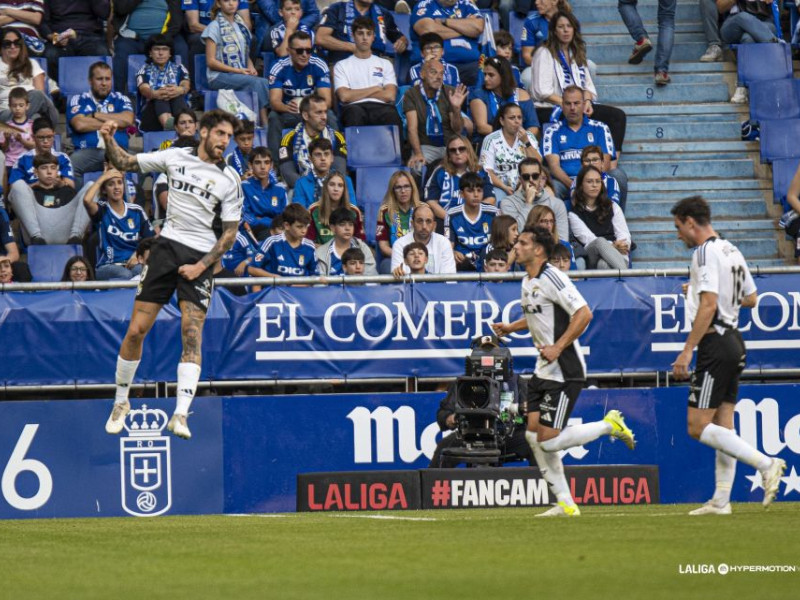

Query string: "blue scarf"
[[344, 1, 387, 49], [292, 124, 335, 176], [417, 81, 444, 146], [143, 60, 182, 89], [217, 13, 251, 69], [486, 88, 519, 124], [556, 50, 587, 90]]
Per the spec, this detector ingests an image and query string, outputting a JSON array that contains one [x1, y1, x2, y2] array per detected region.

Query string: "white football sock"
[[526, 430, 575, 507], [114, 356, 140, 405], [711, 449, 737, 507], [174, 362, 202, 416], [539, 421, 611, 452], [699, 423, 772, 472]]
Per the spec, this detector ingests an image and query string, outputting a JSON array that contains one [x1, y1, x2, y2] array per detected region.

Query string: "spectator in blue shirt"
[[268, 0, 315, 56], [470, 56, 538, 139], [445, 171, 498, 271], [203, 0, 270, 126], [267, 32, 335, 164], [520, 0, 559, 88], [250, 203, 318, 284], [411, 0, 484, 86], [68, 62, 134, 188], [241, 147, 289, 241], [409, 32, 461, 87], [9, 117, 73, 188], [83, 167, 155, 280], [475, 31, 522, 89], [317, 0, 408, 64], [293, 137, 355, 208], [254, 0, 319, 48], [227, 119, 256, 178]]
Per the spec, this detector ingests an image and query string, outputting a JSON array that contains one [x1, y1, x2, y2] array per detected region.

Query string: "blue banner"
[[1, 274, 798, 384], [1, 385, 798, 518]]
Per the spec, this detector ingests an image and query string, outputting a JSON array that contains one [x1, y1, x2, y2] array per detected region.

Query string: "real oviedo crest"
[[120, 405, 173, 517]]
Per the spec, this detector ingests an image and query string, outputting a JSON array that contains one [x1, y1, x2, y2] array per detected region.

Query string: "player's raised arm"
[[100, 122, 141, 173]]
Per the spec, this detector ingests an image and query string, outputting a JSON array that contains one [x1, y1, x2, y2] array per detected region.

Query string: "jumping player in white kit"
[[102, 109, 243, 440]]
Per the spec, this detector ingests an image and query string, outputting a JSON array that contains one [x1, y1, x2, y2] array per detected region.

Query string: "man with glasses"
[[568, 145, 622, 209], [403, 59, 467, 175], [500, 157, 568, 239], [391, 203, 456, 275], [317, 0, 408, 64], [269, 32, 338, 170]]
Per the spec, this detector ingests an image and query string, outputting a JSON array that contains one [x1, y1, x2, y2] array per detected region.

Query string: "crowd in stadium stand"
[[0, 0, 794, 287]]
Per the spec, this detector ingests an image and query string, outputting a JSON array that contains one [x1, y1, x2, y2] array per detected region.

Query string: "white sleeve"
[[556, 278, 588, 316], [383, 58, 397, 86], [437, 235, 457, 274], [610, 203, 631, 245], [583, 64, 598, 100], [31, 60, 44, 79], [531, 48, 555, 102], [390, 236, 406, 270], [136, 149, 175, 174], [568, 212, 596, 246], [479, 135, 496, 172], [525, 130, 538, 149], [333, 61, 348, 91], [220, 175, 244, 223], [696, 245, 720, 295], [743, 263, 757, 296]]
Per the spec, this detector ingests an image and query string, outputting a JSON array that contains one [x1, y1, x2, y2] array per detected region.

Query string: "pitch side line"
[[327, 514, 438, 521]]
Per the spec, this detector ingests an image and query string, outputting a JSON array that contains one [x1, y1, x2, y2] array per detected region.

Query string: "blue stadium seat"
[[760, 118, 800, 163], [749, 78, 800, 124], [83, 171, 103, 186], [142, 130, 174, 152], [194, 55, 209, 92], [58, 56, 112, 97], [480, 9, 500, 32], [204, 90, 260, 125], [356, 166, 410, 245], [53, 134, 61, 152], [737, 43, 792, 87], [345, 125, 403, 169], [508, 12, 527, 55], [772, 157, 800, 208], [127, 54, 147, 93], [395, 51, 411, 86], [28, 245, 82, 282], [394, 13, 410, 39], [261, 52, 276, 77]]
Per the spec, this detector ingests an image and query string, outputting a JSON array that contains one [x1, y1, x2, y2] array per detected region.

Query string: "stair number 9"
[[646, 88, 654, 99]]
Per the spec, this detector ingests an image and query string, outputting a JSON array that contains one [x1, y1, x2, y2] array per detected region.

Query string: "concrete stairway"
[[570, 0, 788, 268]]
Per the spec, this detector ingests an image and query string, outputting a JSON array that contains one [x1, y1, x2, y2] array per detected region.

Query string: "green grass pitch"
[[2, 503, 798, 600]]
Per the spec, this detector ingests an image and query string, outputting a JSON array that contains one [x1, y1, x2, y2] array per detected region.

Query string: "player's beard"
[[204, 137, 225, 161]]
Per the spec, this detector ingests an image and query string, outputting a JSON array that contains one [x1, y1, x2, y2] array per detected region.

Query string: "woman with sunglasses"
[[307, 171, 365, 245], [60, 256, 95, 283], [530, 11, 626, 153], [423, 133, 494, 227], [470, 56, 539, 139], [568, 165, 631, 270], [376, 170, 422, 273], [525, 204, 576, 270], [0, 29, 59, 127], [479, 103, 541, 203]]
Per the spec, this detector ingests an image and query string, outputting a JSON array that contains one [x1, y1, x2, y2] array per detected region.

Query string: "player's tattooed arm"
[[200, 221, 238, 268], [99, 122, 142, 173]]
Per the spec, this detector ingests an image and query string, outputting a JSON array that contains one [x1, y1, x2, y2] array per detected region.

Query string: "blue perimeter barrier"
[[1, 274, 799, 385], [0, 384, 797, 518]]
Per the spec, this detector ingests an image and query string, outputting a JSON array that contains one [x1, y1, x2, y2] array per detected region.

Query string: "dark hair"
[[459, 171, 484, 192], [573, 165, 613, 223], [484, 248, 509, 264], [518, 156, 541, 174], [490, 215, 518, 251], [32, 117, 54, 134], [282, 203, 311, 226], [1, 28, 32, 81], [33, 153, 58, 168], [136, 237, 155, 258], [352, 16, 375, 34], [581, 145, 603, 161], [493, 102, 523, 130], [144, 33, 174, 59], [89, 60, 111, 79], [404, 241, 428, 258], [494, 30, 513, 48], [174, 108, 197, 126], [199, 108, 240, 133], [482, 56, 516, 99], [670, 195, 711, 226], [270, 214, 285, 231], [288, 30, 311, 46], [550, 242, 571, 262], [173, 135, 199, 149], [521, 225, 556, 258], [299, 92, 327, 116], [235, 119, 255, 136], [251, 146, 271, 160], [330, 206, 356, 226], [419, 32, 444, 49], [545, 10, 587, 66], [60, 256, 95, 282], [281, 0, 302, 8], [309, 137, 333, 155], [8, 86, 27, 103], [562, 84, 584, 102], [342, 247, 365, 264]]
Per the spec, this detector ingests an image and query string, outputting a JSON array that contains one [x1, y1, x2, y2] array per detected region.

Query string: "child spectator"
[[0, 87, 34, 179], [241, 147, 289, 241], [445, 171, 498, 271], [549, 241, 573, 273], [315, 206, 376, 276], [402, 241, 429, 275], [250, 203, 318, 283], [136, 34, 192, 132], [227, 119, 256, 178], [60, 255, 95, 283], [409, 33, 461, 87], [0, 253, 12, 283], [341, 247, 366, 276], [483, 248, 510, 273], [269, 0, 315, 56], [293, 137, 356, 208], [485, 214, 518, 267]]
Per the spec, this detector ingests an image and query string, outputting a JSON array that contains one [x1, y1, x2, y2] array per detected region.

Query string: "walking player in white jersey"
[[671, 196, 786, 513], [102, 110, 244, 440], [493, 226, 635, 517]]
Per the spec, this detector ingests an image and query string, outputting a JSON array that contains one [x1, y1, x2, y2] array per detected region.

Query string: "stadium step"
[[633, 238, 780, 260], [586, 42, 708, 64], [624, 121, 743, 141], [626, 199, 769, 219], [621, 158, 756, 179], [570, 3, 701, 23]]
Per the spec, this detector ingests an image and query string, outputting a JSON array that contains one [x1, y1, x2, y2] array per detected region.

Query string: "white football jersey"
[[687, 237, 756, 333], [137, 147, 243, 253], [521, 264, 588, 382]]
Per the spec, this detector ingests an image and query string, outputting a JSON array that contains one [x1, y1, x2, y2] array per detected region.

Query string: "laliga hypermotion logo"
[[119, 405, 173, 517]]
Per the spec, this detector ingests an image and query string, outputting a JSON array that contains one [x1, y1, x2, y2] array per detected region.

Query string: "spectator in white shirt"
[[391, 203, 456, 274]]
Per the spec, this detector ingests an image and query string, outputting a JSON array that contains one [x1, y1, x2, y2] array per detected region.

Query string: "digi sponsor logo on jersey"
[[106, 224, 140, 243], [456, 234, 489, 247]]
